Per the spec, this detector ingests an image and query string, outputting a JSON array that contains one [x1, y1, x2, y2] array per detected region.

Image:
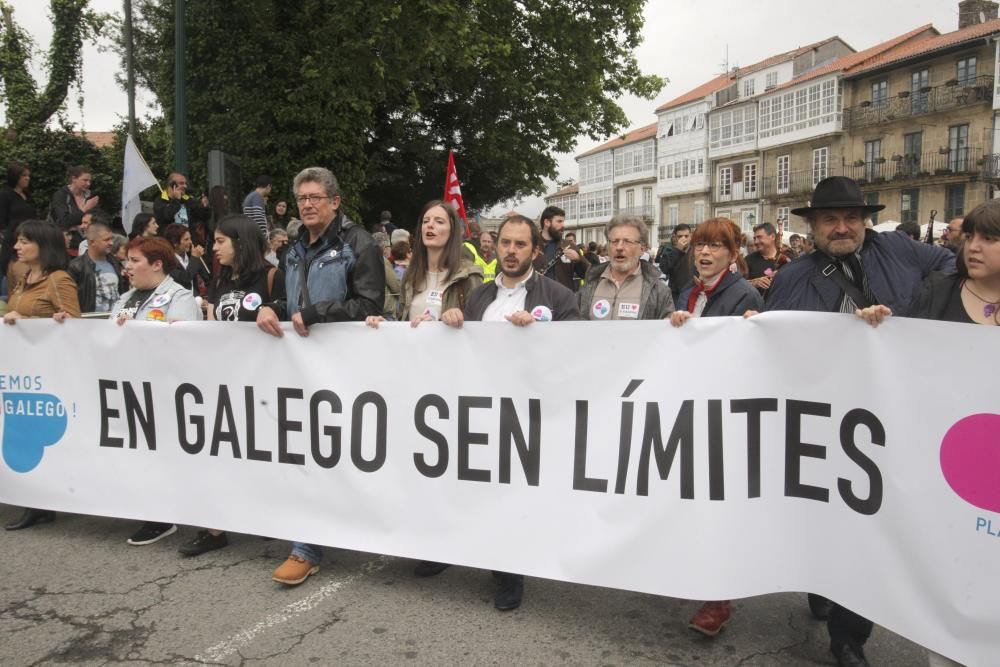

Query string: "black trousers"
[[828, 601, 874, 652]]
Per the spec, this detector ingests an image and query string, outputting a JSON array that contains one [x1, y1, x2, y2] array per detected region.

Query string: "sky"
[[3, 0, 962, 216]]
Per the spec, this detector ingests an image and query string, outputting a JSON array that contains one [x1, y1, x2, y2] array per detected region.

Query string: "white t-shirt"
[[482, 270, 532, 322]]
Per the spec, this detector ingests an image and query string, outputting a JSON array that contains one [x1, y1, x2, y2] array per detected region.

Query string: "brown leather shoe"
[[272, 555, 319, 585]]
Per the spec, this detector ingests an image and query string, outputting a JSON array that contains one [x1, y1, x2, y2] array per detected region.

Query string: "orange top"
[[6, 270, 82, 318]]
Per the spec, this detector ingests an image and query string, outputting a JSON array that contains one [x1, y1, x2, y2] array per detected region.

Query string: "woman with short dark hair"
[[3, 220, 81, 531], [162, 223, 210, 292], [129, 212, 159, 240]]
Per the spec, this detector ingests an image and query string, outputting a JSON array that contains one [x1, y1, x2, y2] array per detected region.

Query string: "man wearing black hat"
[[763, 176, 954, 667], [766, 176, 954, 316]]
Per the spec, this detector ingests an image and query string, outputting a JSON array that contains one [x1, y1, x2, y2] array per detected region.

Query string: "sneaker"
[[127, 522, 177, 546], [272, 555, 319, 585], [688, 600, 732, 637], [178, 530, 229, 557]]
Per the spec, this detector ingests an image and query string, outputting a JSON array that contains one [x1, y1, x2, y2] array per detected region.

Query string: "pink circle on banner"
[[764, 268, 774, 277], [939, 414, 1000, 514]]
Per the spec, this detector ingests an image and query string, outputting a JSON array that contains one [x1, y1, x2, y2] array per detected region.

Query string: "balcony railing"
[[983, 154, 1000, 180], [616, 204, 655, 219], [762, 167, 842, 198], [712, 180, 758, 202], [843, 76, 993, 130], [841, 147, 983, 185]]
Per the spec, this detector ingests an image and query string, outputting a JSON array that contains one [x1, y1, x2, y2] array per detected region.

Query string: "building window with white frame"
[[642, 187, 653, 215], [743, 164, 757, 196], [812, 147, 829, 185], [743, 78, 755, 98], [718, 166, 733, 196], [765, 71, 778, 90], [693, 201, 705, 225], [776, 155, 790, 194], [668, 204, 679, 230]]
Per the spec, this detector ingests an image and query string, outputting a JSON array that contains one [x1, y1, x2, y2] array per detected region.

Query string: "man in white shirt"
[[414, 214, 579, 611]]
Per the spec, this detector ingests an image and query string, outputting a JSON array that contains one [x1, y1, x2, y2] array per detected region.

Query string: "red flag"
[[443, 150, 471, 238]]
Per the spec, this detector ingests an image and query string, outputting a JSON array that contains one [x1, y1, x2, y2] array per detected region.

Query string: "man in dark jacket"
[[764, 176, 954, 667], [533, 205, 588, 291], [67, 221, 127, 313], [425, 214, 578, 612], [658, 223, 692, 303], [579, 215, 674, 320], [256, 166, 384, 587], [153, 172, 207, 229], [461, 215, 580, 324]]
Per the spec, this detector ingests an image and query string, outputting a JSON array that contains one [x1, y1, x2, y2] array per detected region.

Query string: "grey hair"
[[293, 167, 340, 199], [372, 231, 390, 249], [605, 214, 648, 241], [110, 234, 128, 255]]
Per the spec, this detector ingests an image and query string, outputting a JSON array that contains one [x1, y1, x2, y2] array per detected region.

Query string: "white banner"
[[0, 315, 997, 665]]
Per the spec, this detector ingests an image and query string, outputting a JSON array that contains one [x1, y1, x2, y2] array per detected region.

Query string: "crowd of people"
[[1, 160, 995, 667]]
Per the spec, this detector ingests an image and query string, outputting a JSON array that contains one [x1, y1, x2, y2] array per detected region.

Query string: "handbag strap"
[[819, 260, 875, 309]]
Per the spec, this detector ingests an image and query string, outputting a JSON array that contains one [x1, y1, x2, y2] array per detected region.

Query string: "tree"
[[0, 1, 118, 218], [124, 0, 662, 228]]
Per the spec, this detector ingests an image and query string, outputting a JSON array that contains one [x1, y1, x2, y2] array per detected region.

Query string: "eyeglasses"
[[295, 194, 331, 205], [608, 238, 642, 247], [693, 241, 726, 250]]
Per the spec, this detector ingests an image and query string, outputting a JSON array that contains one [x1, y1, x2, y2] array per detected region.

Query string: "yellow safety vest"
[[464, 242, 497, 283]]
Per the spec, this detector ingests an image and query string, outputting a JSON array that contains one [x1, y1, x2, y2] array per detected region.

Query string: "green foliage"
[[0, 0, 110, 138], [0, 1, 126, 222], [125, 0, 663, 228]]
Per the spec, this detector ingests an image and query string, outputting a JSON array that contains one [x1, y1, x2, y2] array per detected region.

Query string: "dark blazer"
[[464, 271, 580, 321], [68, 252, 128, 313], [764, 230, 954, 315]]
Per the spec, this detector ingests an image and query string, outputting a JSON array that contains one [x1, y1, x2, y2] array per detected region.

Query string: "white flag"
[[121, 135, 159, 234]]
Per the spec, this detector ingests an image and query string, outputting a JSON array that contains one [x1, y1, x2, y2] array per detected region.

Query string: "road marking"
[[194, 555, 393, 663]]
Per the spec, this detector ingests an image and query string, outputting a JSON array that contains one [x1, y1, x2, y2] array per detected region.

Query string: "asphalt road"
[[0, 505, 931, 666]]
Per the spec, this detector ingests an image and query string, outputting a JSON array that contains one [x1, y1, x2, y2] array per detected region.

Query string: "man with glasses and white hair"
[[256, 166, 384, 586], [578, 214, 675, 320]]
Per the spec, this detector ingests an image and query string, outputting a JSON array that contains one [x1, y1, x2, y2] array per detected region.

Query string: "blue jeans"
[[291, 541, 322, 564]]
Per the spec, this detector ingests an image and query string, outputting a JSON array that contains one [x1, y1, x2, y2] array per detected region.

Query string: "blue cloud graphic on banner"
[[2, 392, 68, 473]]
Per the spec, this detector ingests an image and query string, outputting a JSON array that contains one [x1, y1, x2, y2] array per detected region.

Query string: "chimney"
[[959, 0, 999, 29]]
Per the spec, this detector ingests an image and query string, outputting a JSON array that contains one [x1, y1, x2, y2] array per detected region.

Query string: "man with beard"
[[421, 214, 578, 611], [579, 215, 675, 320], [763, 176, 953, 667], [533, 205, 587, 291]]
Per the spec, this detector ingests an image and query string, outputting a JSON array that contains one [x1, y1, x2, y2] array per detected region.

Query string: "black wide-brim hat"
[[791, 176, 886, 216]]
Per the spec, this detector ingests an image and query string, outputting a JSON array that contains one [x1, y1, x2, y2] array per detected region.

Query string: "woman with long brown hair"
[[366, 200, 482, 326]]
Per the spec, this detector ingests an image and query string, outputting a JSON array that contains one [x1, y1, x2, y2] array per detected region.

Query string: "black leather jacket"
[[68, 252, 128, 313]]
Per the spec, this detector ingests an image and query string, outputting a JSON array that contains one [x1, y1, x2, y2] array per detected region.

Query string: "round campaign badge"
[[242, 292, 263, 311], [422, 308, 439, 321], [150, 293, 171, 308], [592, 299, 611, 319], [147, 308, 166, 321], [531, 305, 553, 322], [764, 267, 774, 277]]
